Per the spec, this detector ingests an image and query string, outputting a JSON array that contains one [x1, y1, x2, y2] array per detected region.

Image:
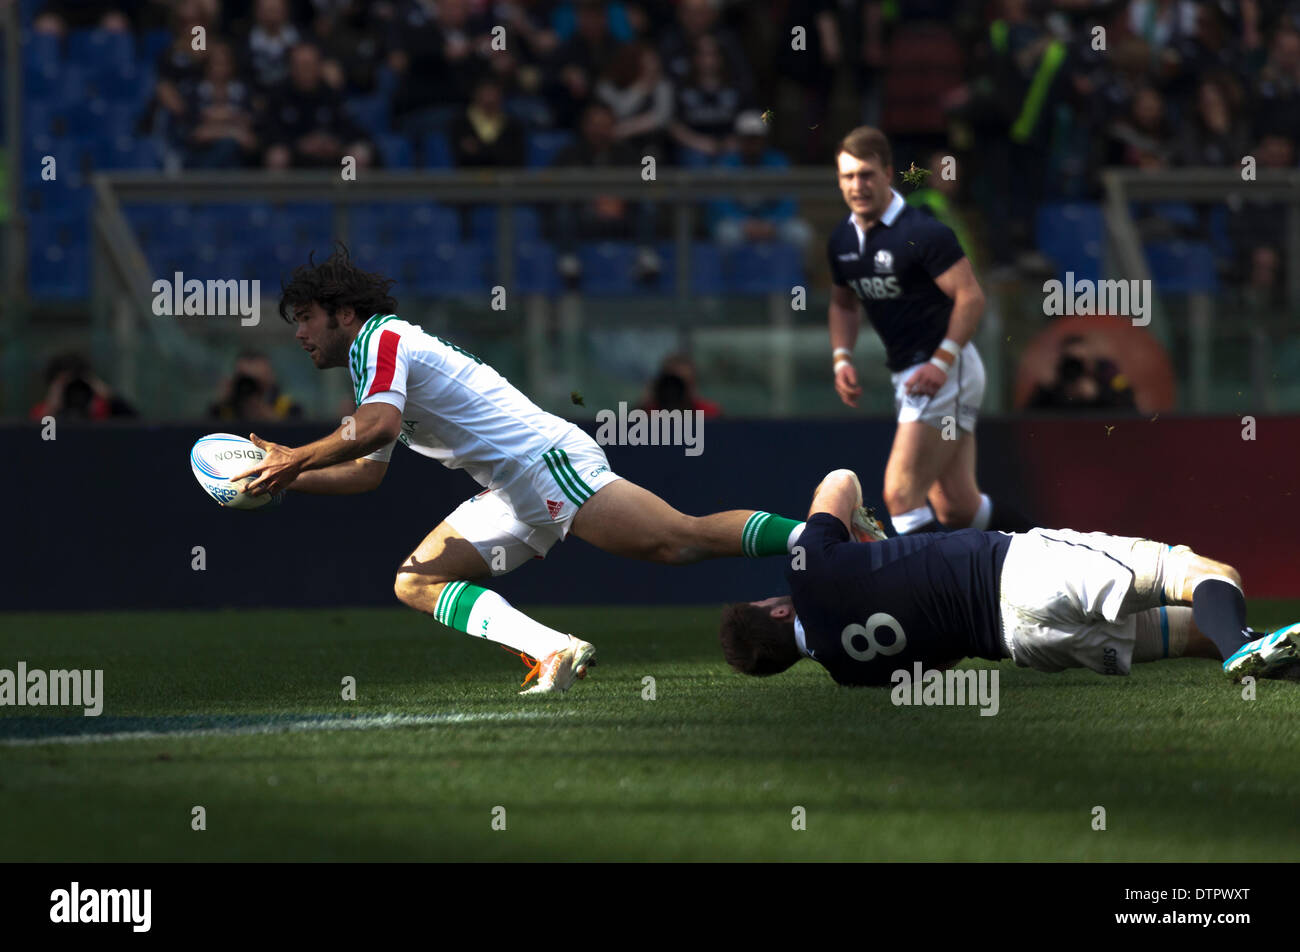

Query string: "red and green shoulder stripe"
[[349, 313, 401, 404]]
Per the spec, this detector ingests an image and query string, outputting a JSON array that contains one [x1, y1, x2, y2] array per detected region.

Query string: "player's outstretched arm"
[[286, 457, 389, 495], [232, 402, 401, 496]]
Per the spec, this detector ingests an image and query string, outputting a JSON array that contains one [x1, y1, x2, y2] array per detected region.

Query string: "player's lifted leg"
[[392, 480, 806, 697], [568, 479, 805, 563]]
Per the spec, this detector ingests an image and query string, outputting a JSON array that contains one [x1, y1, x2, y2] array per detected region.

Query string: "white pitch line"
[[0, 711, 571, 747]]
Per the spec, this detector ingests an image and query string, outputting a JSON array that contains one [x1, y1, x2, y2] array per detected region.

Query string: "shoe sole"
[[519, 639, 597, 696], [1225, 625, 1300, 682]]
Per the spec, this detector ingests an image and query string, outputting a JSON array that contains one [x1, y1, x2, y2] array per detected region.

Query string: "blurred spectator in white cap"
[[709, 110, 812, 249]]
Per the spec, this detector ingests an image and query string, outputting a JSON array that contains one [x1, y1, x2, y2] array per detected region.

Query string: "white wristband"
[[929, 356, 950, 371], [832, 347, 852, 360], [937, 338, 961, 358]]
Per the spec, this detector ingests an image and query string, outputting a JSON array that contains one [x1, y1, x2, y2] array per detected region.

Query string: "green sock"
[[741, 512, 805, 557]]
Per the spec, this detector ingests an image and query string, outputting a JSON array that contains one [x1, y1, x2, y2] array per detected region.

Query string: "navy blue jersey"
[[827, 191, 965, 372], [786, 514, 1010, 686]]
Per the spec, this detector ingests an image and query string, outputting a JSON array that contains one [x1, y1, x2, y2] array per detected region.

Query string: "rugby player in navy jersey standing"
[[826, 126, 1030, 536]]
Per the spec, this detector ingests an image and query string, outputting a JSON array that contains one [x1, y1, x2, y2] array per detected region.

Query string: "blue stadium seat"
[[504, 95, 553, 129], [352, 240, 404, 276], [1035, 201, 1103, 283], [189, 204, 253, 243], [421, 132, 454, 169], [67, 29, 136, 74], [345, 95, 391, 135], [29, 241, 90, 299], [1145, 201, 1198, 230], [1207, 205, 1232, 260], [98, 63, 153, 104], [677, 146, 714, 169], [416, 241, 489, 294], [139, 30, 172, 67], [405, 202, 460, 242], [374, 65, 399, 97], [577, 242, 638, 295], [25, 32, 61, 69], [514, 240, 559, 293], [1145, 241, 1218, 293], [22, 101, 64, 138], [52, 65, 91, 104], [690, 243, 726, 294], [85, 132, 160, 170], [99, 101, 141, 135], [24, 133, 90, 182], [725, 242, 804, 293], [25, 178, 93, 219], [375, 133, 413, 169], [273, 203, 334, 246], [469, 205, 542, 244], [23, 60, 61, 99], [29, 212, 87, 252], [526, 130, 575, 168]]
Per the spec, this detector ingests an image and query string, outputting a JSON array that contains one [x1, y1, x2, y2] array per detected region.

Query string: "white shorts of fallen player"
[[890, 341, 986, 434], [445, 429, 623, 576], [999, 528, 1169, 676]]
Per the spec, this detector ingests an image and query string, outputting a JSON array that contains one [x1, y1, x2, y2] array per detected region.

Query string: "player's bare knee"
[[882, 482, 923, 516], [932, 498, 976, 528], [393, 568, 443, 607], [1190, 554, 1241, 589]]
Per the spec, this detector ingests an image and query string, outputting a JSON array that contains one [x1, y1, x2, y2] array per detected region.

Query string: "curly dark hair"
[[278, 242, 398, 323], [718, 602, 801, 677]]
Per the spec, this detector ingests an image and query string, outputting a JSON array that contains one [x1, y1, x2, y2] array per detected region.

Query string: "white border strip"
[[0, 711, 569, 747]]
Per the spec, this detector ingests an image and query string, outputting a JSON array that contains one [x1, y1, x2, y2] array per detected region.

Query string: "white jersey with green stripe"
[[349, 313, 578, 490]]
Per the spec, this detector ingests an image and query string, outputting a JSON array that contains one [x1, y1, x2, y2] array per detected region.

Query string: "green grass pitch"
[[1, 603, 1297, 861]]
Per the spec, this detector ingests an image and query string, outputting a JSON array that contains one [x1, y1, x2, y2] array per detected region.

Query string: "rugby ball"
[[190, 433, 279, 510]]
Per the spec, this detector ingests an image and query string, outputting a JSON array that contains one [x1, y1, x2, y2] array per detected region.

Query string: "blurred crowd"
[[23, 0, 1300, 420], [29, 0, 1300, 283]]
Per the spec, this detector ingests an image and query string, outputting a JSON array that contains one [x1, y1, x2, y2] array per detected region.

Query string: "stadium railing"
[[81, 168, 955, 419], [1101, 168, 1300, 412]]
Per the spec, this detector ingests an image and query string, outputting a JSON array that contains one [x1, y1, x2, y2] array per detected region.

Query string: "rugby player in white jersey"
[[232, 247, 811, 695]]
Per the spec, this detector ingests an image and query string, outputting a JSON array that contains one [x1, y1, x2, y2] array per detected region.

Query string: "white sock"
[[890, 505, 935, 534], [455, 586, 570, 659], [970, 494, 993, 530], [787, 522, 807, 550]]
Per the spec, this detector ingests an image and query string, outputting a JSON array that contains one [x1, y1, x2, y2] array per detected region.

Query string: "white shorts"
[[444, 432, 622, 576], [998, 528, 1166, 676], [891, 341, 985, 433]]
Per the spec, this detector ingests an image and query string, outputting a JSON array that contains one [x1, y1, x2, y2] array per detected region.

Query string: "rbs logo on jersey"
[[850, 276, 902, 301]]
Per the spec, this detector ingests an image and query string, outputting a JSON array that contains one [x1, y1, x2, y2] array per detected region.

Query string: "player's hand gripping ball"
[[190, 433, 283, 510]]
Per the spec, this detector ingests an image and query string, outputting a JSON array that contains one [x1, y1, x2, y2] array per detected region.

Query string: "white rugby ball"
[[190, 433, 278, 510]]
